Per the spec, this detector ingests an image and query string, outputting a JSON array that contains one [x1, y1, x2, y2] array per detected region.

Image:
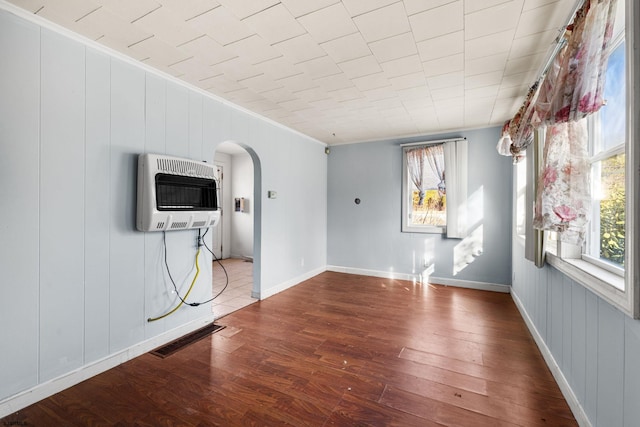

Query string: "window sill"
[[545, 252, 628, 312]]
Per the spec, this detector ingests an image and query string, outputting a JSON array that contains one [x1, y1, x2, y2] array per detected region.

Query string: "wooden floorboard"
[[1, 272, 577, 426]]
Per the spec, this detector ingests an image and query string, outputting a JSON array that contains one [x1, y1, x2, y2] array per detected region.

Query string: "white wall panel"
[[0, 10, 40, 399], [39, 29, 86, 382], [584, 290, 599, 422], [143, 73, 168, 336], [145, 73, 167, 154], [624, 318, 640, 426], [165, 82, 189, 158], [189, 93, 203, 161], [570, 281, 586, 404], [109, 59, 146, 352], [596, 299, 624, 427], [84, 49, 112, 363]]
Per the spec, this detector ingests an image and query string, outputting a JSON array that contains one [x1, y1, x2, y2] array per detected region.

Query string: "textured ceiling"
[[7, 0, 576, 144]]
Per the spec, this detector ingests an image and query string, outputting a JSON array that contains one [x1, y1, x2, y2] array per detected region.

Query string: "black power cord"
[[199, 227, 230, 304], [161, 229, 229, 308]]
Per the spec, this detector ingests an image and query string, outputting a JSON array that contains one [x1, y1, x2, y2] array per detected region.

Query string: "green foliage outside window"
[[599, 154, 625, 265]]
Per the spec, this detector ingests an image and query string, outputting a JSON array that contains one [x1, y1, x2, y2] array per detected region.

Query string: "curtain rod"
[[533, 0, 587, 84], [400, 137, 466, 148]]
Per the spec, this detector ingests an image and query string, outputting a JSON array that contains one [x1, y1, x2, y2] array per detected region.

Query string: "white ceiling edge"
[[328, 122, 503, 147], [0, 0, 328, 150]]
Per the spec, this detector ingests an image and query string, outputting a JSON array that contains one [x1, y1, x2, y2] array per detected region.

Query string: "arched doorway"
[[212, 141, 262, 317]]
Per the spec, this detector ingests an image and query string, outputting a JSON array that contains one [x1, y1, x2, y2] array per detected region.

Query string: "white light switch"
[[268, 190, 277, 199]]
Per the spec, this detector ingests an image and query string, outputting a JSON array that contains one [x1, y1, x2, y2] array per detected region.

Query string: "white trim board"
[[511, 290, 591, 427], [259, 266, 326, 300], [326, 265, 510, 293], [0, 314, 217, 418]]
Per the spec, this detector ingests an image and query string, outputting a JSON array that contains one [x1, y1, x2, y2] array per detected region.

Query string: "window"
[[401, 138, 468, 237], [402, 143, 446, 233], [584, 39, 626, 276]]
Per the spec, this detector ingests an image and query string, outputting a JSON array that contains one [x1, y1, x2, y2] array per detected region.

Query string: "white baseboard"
[[0, 314, 216, 418], [259, 266, 326, 299], [326, 265, 509, 293], [326, 265, 420, 282], [511, 290, 591, 427], [429, 276, 511, 293]]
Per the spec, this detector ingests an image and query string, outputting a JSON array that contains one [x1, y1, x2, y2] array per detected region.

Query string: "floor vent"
[[150, 323, 225, 358]]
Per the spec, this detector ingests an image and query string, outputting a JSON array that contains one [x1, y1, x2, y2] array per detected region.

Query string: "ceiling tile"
[[465, 29, 515, 60], [466, 85, 500, 99], [427, 71, 463, 89], [389, 71, 427, 91], [254, 56, 300, 81], [210, 56, 261, 81], [280, 0, 340, 18], [70, 6, 151, 46], [96, 0, 161, 22], [178, 35, 236, 66], [369, 32, 417, 63], [403, 0, 453, 16], [509, 29, 557, 59], [276, 73, 318, 93], [320, 32, 371, 63], [342, 0, 399, 17], [431, 85, 463, 100], [380, 54, 423, 78], [409, 1, 462, 43], [353, 2, 411, 43], [225, 35, 280, 65], [260, 87, 297, 103], [296, 56, 342, 79], [37, 0, 103, 28], [465, 52, 508, 76], [416, 31, 463, 62], [396, 85, 431, 101], [464, 0, 512, 14], [504, 52, 545, 76], [272, 33, 327, 63], [465, 0, 523, 40], [169, 56, 217, 81], [497, 83, 529, 99], [242, 4, 306, 45], [297, 2, 358, 43], [238, 73, 283, 93], [338, 55, 383, 79], [301, 89, 334, 104], [159, 0, 220, 21], [465, 70, 503, 89], [314, 73, 355, 92], [515, 0, 574, 38], [216, 0, 279, 19], [133, 6, 203, 46], [352, 72, 392, 91], [523, 0, 559, 12], [128, 36, 190, 67], [422, 53, 463, 77], [331, 87, 365, 102], [186, 5, 254, 46]]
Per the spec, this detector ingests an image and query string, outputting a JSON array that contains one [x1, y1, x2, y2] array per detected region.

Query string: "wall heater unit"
[[136, 153, 220, 232]]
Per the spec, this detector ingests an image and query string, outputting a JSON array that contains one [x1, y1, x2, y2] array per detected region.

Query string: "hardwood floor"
[[1, 272, 577, 426]]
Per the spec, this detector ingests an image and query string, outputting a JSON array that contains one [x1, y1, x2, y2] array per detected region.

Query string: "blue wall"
[[0, 8, 327, 404], [327, 127, 513, 286]]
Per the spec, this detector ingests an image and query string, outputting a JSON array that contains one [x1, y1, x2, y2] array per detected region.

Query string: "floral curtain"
[[407, 145, 445, 205], [533, 120, 591, 245], [532, 0, 618, 245]]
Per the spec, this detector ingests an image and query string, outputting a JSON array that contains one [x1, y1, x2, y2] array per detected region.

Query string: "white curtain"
[[444, 139, 468, 239]]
